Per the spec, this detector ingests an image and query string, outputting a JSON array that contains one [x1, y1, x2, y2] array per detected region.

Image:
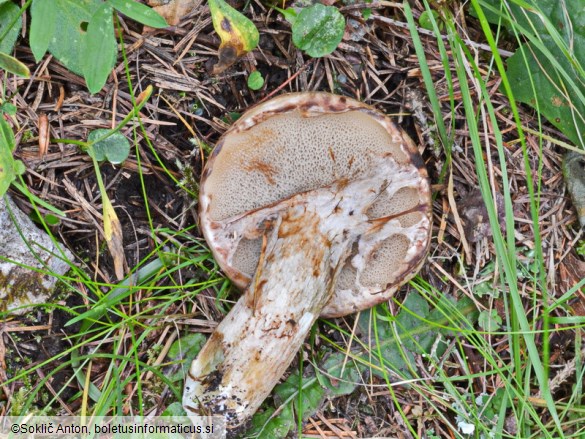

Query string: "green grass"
[[1, 26, 229, 419], [351, 0, 585, 437]]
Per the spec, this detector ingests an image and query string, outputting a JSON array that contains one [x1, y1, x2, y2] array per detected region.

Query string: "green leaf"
[[247, 70, 264, 90], [87, 129, 130, 164], [13, 159, 24, 175], [0, 51, 29, 77], [478, 0, 585, 147], [162, 402, 187, 417], [419, 10, 441, 31], [29, 210, 61, 226], [292, 4, 345, 58], [477, 0, 555, 33], [107, 0, 167, 28], [358, 292, 476, 380], [0, 102, 16, 115], [247, 352, 361, 438], [82, 3, 117, 93], [168, 333, 206, 360], [0, 115, 15, 151], [30, 0, 57, 61], [0, 116, 16, 196], [47, 0, 103, 76], [274, 6, 297, 25], [0, 1, 21, 54], [208, 0, 259, 72], [168, 333, 206, 383], [208, 0, 259, 53], [315, 354, 361, 396], [507, 38, 585, 147], [478, 309, 502, 332]]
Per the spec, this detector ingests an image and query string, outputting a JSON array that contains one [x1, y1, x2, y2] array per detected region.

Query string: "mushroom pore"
[[183, 92, 432, 430]]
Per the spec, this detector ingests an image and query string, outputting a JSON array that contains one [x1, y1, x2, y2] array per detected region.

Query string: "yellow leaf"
[[208, 0, 259, 73], [102, 194, 125, 280]]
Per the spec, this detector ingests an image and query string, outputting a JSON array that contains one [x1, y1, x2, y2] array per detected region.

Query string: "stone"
[[0, 195, 73, 315]]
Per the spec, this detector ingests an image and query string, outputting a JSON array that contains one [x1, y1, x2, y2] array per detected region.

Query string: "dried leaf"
[[459, 188, 505, 242], [38, 113, 50, 158], [102, 193, 125, 280], [148, 0, 198, 26], [563, 151, 585, 227]]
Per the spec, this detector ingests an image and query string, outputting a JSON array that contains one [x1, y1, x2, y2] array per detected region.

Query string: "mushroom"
[[183, 92, 432, 430]]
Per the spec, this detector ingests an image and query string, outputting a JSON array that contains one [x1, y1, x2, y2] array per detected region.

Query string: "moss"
[[0, 265, 78, 318], [179, 161, 200, 200], [0, 269, 49, 313]]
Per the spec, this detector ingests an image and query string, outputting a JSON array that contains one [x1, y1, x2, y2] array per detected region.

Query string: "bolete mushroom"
[[183, 92, 432, 430]]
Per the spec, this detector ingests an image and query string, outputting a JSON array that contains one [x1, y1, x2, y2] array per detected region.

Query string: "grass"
[[356, 0, 584, 437], [2, 0, 585, 437]]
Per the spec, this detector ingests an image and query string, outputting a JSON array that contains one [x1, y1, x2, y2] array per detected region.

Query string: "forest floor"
[[2, 0, 584, 437]]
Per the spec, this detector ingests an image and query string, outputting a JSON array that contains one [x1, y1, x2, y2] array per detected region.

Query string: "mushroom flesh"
[[183, 92, 432, 430]]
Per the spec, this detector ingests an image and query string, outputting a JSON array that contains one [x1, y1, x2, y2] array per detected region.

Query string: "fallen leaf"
[[459, 188, 505, 243], [102, 193, 125, 280], [38, 113, 50, 158], [563, 151, 585, 227], [147, 0, 199, 26]]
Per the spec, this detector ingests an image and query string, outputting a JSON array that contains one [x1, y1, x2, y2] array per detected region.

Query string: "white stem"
[[183, 158, 411, 430], [184, 208, 342, 429]]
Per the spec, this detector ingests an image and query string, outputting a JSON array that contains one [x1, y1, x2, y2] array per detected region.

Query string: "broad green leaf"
[[82, 3, 117, 93], [168, 333, 206, 382], [0, 115, 15, 152], [247, 352, 361, 438], [30, 0, 57, 62], [477, 0, 555, 33], [358, 292, 476, 380], [0, 51, 29, 77], [0, 1, 21, 54], [507, 37, 585, 147], [208, 0, 259, 72], [47, 0, 103, 76], [87, 129, 130, 164], [249, 404, 295, 439], [478, 0, 585, 147], [247, 70, 264, 90], [0, 116, 16, 196], [315, 354, 361, 396], [292, 4, 345, 58], [13, 159, 24, 175], [168, 333, 206, 360], [107, 0, 167, 28], [29, 210, 61, 226]]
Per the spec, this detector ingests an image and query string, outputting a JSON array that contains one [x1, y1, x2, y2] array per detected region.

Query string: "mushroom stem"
[[183, 157, 426, 429], [184, 208, 342, 429]]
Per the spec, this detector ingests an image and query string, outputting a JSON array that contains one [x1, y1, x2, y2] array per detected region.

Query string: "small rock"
[[0, 195, 73, 315]]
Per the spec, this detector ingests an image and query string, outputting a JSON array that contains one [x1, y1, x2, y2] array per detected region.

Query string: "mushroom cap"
[[199, 92, 432, 317]]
